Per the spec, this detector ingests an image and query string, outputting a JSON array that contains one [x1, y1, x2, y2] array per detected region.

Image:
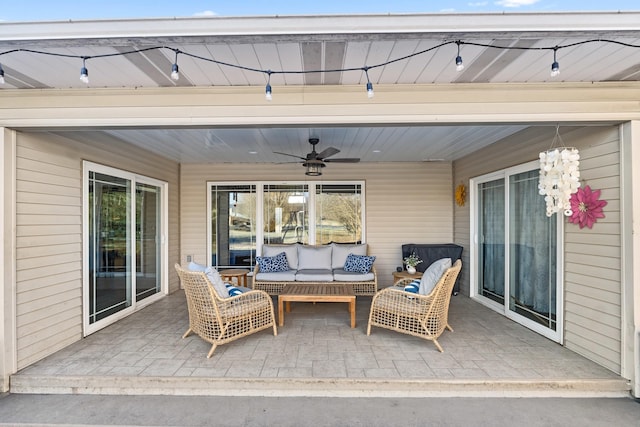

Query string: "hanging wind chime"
[[538, 126, 581, 217]]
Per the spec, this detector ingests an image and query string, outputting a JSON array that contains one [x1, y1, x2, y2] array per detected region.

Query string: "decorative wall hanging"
[[567, 185, 607, 229], [538, 126, 581, 217], [455, 184, 467, 207]]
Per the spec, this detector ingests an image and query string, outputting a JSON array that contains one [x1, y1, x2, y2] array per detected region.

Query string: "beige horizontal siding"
[[14, 131, 180, 369], [453, 125, 622, 374], [180, 161, 453, 286]]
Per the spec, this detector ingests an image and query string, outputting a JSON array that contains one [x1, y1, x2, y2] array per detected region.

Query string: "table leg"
[[350, 298, 356, 328], [286, 301, 291, 312], [278, 297, 284, 327]]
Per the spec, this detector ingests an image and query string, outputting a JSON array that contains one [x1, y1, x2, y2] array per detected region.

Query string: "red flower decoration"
[[568, 185, 607, 229]]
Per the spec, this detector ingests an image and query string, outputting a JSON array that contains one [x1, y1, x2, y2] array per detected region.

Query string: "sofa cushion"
[[298, 245, 332, 270], [263, 244, 299, 269], [295, 269, 333, 282], [205, 266, 230, 298], [256, 251, 290, 273], [331, 243, 368, 269], [343, 254, 376, 274], [332, 269, 375, 282], [420, 258, 452, 295], [255, 270, 297, 281]]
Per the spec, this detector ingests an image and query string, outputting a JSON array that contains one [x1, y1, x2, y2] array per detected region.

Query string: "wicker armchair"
[[175, 263, 277, 358], [367, 259, 462, 352]]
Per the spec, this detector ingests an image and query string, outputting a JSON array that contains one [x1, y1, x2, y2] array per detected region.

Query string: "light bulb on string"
[[80, 58, 89, 84], [550, 48, 560, 77], [455, 41, 464, 72], [265, 70, 273, 101], [364, 67, 374, 99], [170, 51, 180, 81]]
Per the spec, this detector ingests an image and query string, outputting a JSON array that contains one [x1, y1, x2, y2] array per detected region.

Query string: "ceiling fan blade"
[[316, 146, 340, 159], [324, 158, 360, 163], [273, 151, 306, 160]]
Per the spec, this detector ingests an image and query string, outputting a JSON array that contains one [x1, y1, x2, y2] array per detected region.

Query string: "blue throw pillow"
[[404, 280, 420, 293], [343, 254, 376, 274], [256, 251, 290, 273], [225, 283, 244, 297]]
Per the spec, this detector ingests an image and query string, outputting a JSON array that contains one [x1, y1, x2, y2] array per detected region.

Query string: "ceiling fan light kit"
[[274, 137, 360, 176], [303, 159, 325, 176]]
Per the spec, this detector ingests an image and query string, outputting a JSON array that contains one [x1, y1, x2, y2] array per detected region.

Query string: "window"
[[315, 184, 362, 244], [208, 181, 365, 268], [209, 184, 257, 269]]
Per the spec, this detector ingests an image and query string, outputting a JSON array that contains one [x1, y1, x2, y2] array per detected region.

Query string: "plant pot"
[[406, 266, 417, 274]]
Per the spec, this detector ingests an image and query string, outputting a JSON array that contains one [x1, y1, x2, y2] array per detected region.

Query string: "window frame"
[[207, 180, 366, 268]]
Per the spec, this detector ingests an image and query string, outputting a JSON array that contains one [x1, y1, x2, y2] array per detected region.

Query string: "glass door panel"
[[477, 178, 505, 305], [508, 170, 557, 330], [88, 172, 132, 324], [135, 182, 161, 302]]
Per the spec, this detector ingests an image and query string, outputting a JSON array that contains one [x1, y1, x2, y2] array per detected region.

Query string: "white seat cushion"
[[295, 269, 333, 282], [332, 269, 375, 282], [255, 270, 297, 281]]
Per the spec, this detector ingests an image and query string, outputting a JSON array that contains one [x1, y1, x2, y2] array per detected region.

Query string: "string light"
[[364, 67, 374, 99], [1, 39, 639, 92], [79, 57, 89, 84], [170, 50, 180, 81], [265, 70, 272, 101], [550, 47, 560, 77], [455, 40, 464, 71]]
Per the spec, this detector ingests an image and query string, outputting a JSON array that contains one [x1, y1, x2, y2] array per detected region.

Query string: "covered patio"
[[11, 291, 628, 397]]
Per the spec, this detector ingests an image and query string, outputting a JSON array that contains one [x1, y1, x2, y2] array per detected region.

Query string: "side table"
[[219, 268, 250, 287], [392, 270, 423, 285]]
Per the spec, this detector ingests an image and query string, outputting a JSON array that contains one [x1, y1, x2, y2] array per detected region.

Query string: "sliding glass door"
[[472, 161, 562, 341], [84, 162, 167, 335]]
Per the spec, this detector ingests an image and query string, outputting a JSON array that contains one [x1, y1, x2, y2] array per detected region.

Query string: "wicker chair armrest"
[[218, 289, 273, 317], [393, 277, 419, 287], [373, 286, 434, 312]]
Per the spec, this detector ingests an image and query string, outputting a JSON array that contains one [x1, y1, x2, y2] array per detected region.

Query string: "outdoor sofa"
[[252, 243, 377, 296]]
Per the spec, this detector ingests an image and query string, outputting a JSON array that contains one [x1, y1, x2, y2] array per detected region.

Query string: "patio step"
[[9, 375, 631, 398]]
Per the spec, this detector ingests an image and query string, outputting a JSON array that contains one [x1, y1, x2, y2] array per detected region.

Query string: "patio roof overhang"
[[1, 11, 640, 163]]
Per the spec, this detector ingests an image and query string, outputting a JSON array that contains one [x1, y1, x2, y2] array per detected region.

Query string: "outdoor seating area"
[[10, 287, 627, 397]]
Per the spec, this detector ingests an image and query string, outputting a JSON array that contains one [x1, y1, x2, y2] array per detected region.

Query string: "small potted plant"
[[403, 252, 422, 274]]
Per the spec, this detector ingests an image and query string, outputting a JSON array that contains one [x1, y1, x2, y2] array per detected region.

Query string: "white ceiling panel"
[[2, 12, 639, 165]]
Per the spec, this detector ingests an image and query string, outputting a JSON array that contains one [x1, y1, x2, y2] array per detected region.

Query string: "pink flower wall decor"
[[568, 185, 607, 229]]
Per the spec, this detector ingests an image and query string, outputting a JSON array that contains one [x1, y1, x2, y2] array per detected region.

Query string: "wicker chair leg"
[[182, 328, 193, 339], [207, 343, 218, 358], [272, 323, 278, 336], [446, 324, 453, 332], [432, 339, 444, 353]]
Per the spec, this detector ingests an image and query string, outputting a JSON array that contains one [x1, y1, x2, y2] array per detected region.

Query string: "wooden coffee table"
[[278, 283, 356, 328]]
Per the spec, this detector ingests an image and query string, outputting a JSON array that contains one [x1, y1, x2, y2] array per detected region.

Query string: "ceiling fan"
[[274, 138, 360, 176]]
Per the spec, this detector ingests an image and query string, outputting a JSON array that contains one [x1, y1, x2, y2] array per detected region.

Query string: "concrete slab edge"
[[9, 375, 632, 398]]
